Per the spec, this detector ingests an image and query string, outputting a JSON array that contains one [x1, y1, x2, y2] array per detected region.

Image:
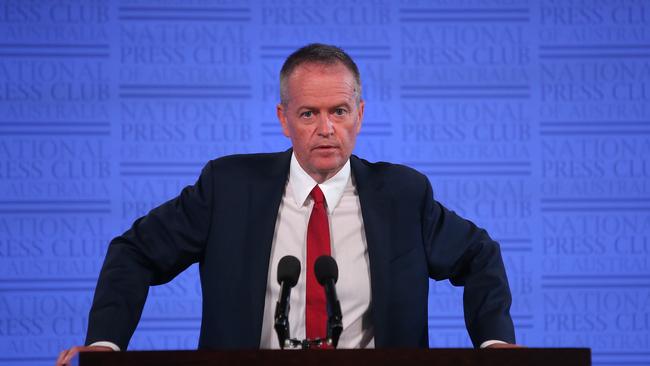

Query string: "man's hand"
[[485, 343, 524, 349], [55, 345, 113, 366]]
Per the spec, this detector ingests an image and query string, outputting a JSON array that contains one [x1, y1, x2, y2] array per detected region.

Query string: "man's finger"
[[55, 349, 68, 366], [61, 347, 78, 365], [56, 346, 113, 366]]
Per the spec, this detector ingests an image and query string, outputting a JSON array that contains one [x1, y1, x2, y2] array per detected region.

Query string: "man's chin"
[[308, 160, 346, 177]]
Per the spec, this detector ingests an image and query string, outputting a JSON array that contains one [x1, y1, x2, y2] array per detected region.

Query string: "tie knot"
[[310, 185, 325, 205]]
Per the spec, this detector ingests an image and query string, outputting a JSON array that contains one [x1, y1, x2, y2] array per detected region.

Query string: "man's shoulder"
[[351, 155, 432, 204], [204, 150, 291, 179], [350, 155, 430, 199], [209, 151, 287, 166], [351, 155, 427, 182]]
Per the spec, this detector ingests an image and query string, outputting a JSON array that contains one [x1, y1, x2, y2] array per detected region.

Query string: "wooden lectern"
[[80, 348, 590, 366]]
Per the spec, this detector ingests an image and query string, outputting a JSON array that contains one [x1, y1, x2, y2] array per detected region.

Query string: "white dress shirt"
[[259, 153, 374, 348]]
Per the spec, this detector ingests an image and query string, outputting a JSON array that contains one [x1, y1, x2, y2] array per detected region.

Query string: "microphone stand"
[[324, 279, 343, 348], [274, 255, 300, 349], [274, 305, 291, 349]]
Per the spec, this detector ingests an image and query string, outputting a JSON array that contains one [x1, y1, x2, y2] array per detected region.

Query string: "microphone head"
[[277, 255, 301, 287], [314, 255, 338, 285]]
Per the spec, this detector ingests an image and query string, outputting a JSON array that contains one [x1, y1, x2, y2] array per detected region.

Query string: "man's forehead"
[[282, 61, 359, 106], [288, 61, 354, 81], [289, 85, 355, 108]]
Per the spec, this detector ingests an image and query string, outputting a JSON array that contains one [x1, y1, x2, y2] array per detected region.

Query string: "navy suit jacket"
[[86, 150, 515, 350]]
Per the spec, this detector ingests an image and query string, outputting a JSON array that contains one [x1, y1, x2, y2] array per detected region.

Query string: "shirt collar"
[[289, 152, 351, 214]]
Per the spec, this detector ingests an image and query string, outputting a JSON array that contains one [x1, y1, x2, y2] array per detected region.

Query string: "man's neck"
[[295, 161, 347, 184]]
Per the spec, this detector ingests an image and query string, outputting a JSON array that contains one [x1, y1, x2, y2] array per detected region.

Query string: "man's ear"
[[277, 103, 291, 138], [355, 99, 365, 134]]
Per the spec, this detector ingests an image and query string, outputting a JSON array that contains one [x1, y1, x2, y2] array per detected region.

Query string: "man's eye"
[[334, 108, 347, 116], [301, 111, 313, 118]]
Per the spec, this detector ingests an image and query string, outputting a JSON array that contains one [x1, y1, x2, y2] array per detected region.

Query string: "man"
[[57, 44, 516, 365]]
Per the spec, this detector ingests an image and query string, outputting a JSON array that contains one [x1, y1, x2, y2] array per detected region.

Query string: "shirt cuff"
[[88, 341, 120, 351], [480, 340, 507, 348]]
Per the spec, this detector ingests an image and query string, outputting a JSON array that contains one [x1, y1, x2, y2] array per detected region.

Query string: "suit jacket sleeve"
[[421, 177, 516, 347], [85, 160, 215, 350]]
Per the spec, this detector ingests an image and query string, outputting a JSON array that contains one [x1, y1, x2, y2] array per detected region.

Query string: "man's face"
[[277, 62, 364, 183]]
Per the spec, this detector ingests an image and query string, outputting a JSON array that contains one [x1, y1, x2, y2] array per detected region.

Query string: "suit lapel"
[[350, 155, 391, 347], [244, 149, 292, 346]]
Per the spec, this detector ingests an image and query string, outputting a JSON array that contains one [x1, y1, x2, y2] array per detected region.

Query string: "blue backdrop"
[[1, 1, 649, 365]]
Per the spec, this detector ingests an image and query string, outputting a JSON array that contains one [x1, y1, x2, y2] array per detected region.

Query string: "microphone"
[[274, 255, 301, 349], [314, 255, 343, 348]]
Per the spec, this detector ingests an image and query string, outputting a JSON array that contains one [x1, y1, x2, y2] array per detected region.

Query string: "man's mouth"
[[313, 145, 338, 150]]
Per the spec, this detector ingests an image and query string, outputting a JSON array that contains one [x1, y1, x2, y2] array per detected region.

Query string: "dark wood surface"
[[80, 348, 591, 366]]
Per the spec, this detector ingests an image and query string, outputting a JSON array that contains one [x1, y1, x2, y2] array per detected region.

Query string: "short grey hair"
[[279, 43, 362, 105]]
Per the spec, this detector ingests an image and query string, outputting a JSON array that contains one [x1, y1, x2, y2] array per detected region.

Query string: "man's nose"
[[316, 114, 334, 136]]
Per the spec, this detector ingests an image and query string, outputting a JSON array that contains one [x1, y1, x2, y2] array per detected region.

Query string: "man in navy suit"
[[57, 44, 516, 365]]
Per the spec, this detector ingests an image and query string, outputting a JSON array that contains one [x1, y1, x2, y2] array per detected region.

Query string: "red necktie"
[[306, 185, 331, 341]]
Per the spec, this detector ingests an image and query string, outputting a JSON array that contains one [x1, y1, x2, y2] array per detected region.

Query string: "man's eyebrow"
[[333, 102, 352, 109], [296, 105, 316, 111], [296, 102, 352, 111]]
